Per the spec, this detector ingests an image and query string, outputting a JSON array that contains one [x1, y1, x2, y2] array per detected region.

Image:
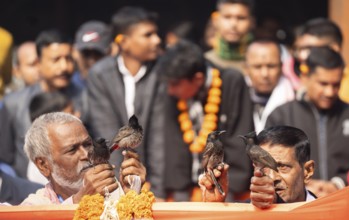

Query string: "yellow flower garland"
[[73, 194, 104, 220], [73, 187, 155, 220], [177, 68, 222, 153]]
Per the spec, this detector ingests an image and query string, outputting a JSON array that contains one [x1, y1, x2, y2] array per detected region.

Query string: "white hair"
[[24, 112, 82, 162]]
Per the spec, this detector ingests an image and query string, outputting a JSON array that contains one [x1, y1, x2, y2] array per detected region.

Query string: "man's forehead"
[[126, 22, 157, 35], [260, 143, 296, 159], [41, 43, 72, 55], [48, 121, 87, 138], [246, 43, 281, 60], [295, 34, 332, 48]]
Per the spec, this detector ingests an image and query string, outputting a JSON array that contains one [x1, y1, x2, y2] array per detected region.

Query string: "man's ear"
[[303, 160, 315, 184], [35, 157, 51, 178]]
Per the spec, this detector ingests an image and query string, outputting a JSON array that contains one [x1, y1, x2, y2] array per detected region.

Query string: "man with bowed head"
[[21, 112, 146, 205]]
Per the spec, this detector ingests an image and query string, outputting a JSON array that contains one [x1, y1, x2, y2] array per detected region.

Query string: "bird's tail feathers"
[[208, 170, 225, 196]]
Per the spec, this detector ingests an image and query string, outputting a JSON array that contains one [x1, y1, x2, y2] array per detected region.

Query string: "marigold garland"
[[73, 194, 104, 220], [117, 188, 155, 220], [177, 68, 222, 153], [73, 187, 155, 220]]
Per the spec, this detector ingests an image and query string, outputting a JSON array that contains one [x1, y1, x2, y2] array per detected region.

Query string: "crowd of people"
[[0, 0, 348, 209]]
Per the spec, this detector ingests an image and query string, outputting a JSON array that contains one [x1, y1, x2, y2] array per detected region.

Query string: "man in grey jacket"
[[86, 6, 165, 199]]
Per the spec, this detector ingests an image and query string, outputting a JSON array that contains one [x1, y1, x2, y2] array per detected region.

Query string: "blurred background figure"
[[0, 27, 13, 99], [72, 20, 112, 88], [202, 12, 218, 52], [244, 39, 295, 133], [0, 170, 42, 205], [283, 18, 348, 100], [0, 29, 82, 179], [165, 21, 197, 48], [5, 42, 40, 94], [205, 0, 255, 74]]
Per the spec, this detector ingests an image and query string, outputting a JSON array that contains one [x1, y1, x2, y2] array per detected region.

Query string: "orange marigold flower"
[[212, 77, 222, 88], [117, 189, 155, 220], [202, 120, 217, 131], [178, 112, 190, 123], [197, 135, 207, 146], [209, 88, 222, 96], [190, 143, 203, 153], [199, 129, 211, 138], [180, 119, 192, 131], [207, 95, 221, 105], [177, 100, 187, 111], [73, 194, 104, 220], [183, 130, 195, 144], [205, 103, 219, 114], [204, 114, 218, 122], [211, 68, 220, 77]]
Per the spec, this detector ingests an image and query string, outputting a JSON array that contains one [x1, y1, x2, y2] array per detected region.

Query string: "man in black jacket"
[[266, 47, 349, 197], [157, 40, 254, 201]]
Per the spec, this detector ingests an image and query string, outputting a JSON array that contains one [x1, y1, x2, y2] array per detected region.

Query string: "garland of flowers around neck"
[[177, 68, 222, 153]]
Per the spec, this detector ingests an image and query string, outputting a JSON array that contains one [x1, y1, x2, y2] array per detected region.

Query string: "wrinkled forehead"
[[48, 121, 88, 145]]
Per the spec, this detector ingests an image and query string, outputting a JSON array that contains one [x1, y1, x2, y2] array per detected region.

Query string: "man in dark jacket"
[[266, 47, 349, 197], [157, 40, 254, 201]]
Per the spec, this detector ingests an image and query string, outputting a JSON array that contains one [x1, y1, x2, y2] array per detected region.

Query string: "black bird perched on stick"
[[202, 130, 226, 195], [88, 137, 110, 165], [109, 115, 143, 153], [239, 131, 278, 175]]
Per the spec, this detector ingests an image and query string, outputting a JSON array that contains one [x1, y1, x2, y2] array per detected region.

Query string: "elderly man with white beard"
[[21, 112, 146, 205]]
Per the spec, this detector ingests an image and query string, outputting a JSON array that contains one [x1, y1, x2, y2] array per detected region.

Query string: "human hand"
[[198, 163, 229, 202], [250, 169, 276, 209], [306, 179, 338, 198], [119, 150, 146, 193], [73, 163, 118, 203]]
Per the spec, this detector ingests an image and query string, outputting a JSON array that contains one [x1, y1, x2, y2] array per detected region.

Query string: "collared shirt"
[[305, 189, 316, 202], [117, 56, 147, 118]]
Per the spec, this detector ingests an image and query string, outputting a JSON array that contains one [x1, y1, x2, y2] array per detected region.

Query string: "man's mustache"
[[79, 163, 93, 174]]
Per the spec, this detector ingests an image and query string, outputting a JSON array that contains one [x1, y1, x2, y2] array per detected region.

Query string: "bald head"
[[13, 41, 40, 85], [245, 40, 282, 95]]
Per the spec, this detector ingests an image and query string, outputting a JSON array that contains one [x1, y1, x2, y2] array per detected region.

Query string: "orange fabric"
[[1, 187, 348, 219]]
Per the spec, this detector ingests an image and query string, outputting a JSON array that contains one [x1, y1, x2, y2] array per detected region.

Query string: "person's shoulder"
[[221, 68, 244, 79], [20, 188, 51, 206], [89, 55, 116, 76], [2, 84, 39, 109], [271, 99, 299, 112]]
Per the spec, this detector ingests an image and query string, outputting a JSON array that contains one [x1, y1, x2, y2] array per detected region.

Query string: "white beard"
[[51, 162, 88, 192]]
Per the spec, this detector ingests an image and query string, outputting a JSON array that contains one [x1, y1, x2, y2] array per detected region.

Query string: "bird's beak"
[[219, 130, 226, 135]]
